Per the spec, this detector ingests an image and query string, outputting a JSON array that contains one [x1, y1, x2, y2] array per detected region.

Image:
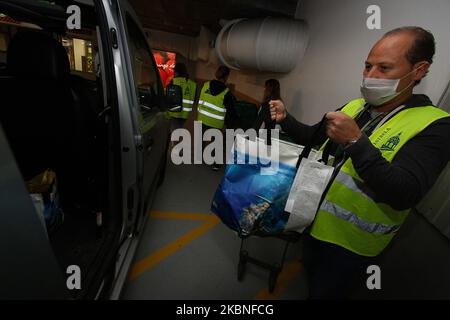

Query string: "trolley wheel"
[[237, 251, 248, 281]]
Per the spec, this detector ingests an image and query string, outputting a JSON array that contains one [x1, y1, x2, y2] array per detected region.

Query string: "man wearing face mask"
[[269, 26, 450, 299]]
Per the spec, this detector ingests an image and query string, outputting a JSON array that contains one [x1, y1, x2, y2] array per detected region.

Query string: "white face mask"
[[360, 67, 420, 106]]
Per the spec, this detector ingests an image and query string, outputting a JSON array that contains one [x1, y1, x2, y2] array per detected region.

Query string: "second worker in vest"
[[269, 26, 450, 299], [167, 63, 197, 134], [197, 66, 238, 171]]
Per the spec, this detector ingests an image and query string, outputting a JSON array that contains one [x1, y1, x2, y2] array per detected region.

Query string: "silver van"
[[0, 0, 181, 299]]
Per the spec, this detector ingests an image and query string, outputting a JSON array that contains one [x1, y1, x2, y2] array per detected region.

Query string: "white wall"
[[194, 26, 278, 102], [282, 0, 450, 124], [145, 28, 196, 60], [194, 56, 273, 102]]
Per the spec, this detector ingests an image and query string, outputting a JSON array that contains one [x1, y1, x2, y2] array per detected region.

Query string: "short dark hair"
[[215, 65, 230, 81], [384, 26, 435, 85], [174, 63, 188, 78]]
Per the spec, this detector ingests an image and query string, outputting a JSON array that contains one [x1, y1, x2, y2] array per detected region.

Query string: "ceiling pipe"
[[215, 17, 308, 73]]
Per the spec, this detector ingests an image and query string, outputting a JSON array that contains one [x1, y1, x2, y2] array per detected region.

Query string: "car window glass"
[[125, 14, 161, 126]]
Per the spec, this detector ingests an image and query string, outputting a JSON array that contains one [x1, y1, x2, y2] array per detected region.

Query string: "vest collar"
[[366, 94, 434, 112]]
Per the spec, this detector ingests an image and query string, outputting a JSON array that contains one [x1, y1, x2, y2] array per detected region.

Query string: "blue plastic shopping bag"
[[211, 134, 318, 236]]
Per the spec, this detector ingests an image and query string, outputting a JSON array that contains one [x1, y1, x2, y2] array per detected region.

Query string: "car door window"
[[125, 15, 162, 127]]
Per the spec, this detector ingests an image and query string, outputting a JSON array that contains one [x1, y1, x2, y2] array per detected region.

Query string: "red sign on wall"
[[153, 50, 176, 88]]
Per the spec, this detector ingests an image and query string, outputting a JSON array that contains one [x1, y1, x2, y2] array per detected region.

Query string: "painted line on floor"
[[128, 211, 220, 281], [254, 259, 303, 300]]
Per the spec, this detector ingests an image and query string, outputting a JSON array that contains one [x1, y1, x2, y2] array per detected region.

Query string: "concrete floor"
[[122, 160, 308, 300]]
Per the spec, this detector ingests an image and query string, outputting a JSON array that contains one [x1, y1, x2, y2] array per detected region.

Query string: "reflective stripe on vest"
[[198, 100, 226, 113], [320, 200, 401, 235], [197, 81, 229, 129], [198, 108, 225, 120], [334, 170, 377, 202], [168, 77, 197, 119], [183, 99, 194, 105], [182, 99, 194, 112], [310, 98, 450, 257]]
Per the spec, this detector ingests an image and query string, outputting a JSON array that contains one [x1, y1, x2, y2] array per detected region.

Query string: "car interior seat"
[[0, 30, 104, 211], [0, 30, 74, 181]]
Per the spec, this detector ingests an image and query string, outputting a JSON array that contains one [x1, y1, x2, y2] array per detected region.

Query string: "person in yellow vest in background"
[[168, 63, 197, 133], [197, 65, 238, 171], [270, 26, 450, 299]]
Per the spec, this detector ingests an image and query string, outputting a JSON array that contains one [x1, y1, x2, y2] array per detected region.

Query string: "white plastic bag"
[[284, 157, 334, 233]]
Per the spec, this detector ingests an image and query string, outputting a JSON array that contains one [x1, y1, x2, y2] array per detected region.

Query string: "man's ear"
[[414, 61, 431, 82]]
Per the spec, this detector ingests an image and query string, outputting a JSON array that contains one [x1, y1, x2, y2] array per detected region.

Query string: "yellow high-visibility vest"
[[196, 81, 229, 129], [310, 98, 450, 257], [168, 77, 197, 119]]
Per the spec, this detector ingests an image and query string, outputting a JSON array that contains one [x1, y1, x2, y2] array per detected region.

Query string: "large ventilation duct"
[[215, 17, 308, 73]]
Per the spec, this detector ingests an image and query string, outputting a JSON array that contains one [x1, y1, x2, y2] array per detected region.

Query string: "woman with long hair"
[[255, 79, 281, 129], [263, 79, 281, 103]]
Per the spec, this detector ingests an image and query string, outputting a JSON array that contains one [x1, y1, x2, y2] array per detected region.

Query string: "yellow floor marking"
[[128, 212, 220, 281], [254, 259, 303, 300]]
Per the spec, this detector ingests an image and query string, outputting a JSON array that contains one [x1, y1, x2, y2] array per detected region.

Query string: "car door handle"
[[136, 136, 153, 152]]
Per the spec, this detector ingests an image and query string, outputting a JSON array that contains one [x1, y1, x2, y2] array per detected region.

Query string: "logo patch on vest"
[[205, 88, 211, 95], [380, 132, 402, 152]]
